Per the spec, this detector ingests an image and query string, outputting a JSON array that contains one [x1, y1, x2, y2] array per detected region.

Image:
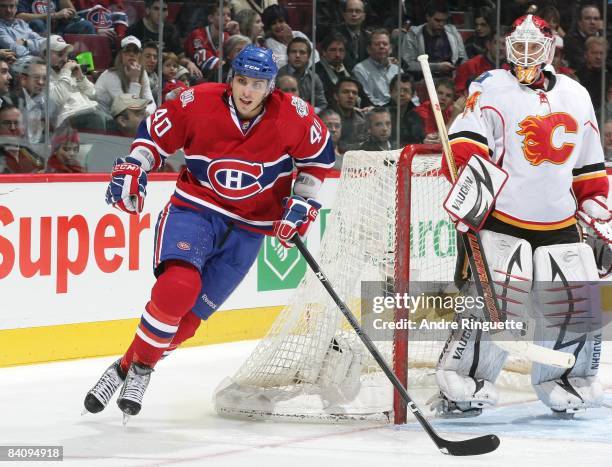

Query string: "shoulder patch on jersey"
[[180, 88, 195, 108], [463, 91, 481, 116], [474, 71, 492, 83], [291, 96, 308, 118]]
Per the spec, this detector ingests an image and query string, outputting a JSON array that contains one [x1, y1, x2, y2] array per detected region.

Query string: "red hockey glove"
[[273, 196, 321, 248]]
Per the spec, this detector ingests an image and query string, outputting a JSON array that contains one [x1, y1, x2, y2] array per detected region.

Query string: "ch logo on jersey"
[[517, 112, 578, 166], [87, 8, 113, 29], [207, 159, 264, 200]]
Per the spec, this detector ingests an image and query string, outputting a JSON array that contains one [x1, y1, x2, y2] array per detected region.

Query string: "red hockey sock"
[[167, 311, 202, 352], [120, 261, 201, 370]]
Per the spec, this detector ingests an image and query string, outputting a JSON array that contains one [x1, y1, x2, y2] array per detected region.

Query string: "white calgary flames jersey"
[[445, 67, 608, 230]]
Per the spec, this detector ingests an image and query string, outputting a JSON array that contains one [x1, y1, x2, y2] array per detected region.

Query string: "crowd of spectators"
[[0, 0, 610, 174]]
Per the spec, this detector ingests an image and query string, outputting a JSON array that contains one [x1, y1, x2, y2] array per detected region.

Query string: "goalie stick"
[[417, 54, 575, 369], [293, 236, 500, 456]]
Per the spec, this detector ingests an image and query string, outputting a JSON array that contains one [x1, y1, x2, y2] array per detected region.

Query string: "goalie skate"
[[427, 392, 483, 418]]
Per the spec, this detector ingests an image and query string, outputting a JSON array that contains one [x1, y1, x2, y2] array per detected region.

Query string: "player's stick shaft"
[[417, 54, 575, 369], [293, 236, 500, 456]]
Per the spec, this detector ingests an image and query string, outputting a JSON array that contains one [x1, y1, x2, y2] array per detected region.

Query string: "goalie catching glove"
[[273, 195, 321, 248], [577, 196, 612, 244], [105, 156, 148, 215], [578, 196, 612, 278]]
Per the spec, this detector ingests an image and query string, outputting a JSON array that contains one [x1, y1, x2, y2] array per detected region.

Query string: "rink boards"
[[0, 173, 335, 366], [2, 170, 612, 367]]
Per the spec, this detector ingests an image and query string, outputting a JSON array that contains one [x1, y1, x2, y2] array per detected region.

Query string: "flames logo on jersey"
[[517, 112, 578, 166], [207, 159, 264, 200]]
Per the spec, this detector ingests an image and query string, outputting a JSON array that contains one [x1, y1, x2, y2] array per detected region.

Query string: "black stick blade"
[[438, 434, 500, 456]]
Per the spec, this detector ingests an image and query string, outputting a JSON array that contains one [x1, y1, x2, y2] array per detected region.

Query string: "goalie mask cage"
[[214, 144, 529, 424]]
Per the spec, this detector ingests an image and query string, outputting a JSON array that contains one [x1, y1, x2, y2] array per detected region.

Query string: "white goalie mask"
[[505, 15, 555, 85]]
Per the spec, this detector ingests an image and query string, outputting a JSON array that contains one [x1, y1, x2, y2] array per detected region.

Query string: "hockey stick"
[[417, 54, 575, 369], [293, 236, 500, 456]]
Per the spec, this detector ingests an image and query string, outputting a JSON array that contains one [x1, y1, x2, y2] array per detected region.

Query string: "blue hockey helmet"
[[230, 45, 278, 84]]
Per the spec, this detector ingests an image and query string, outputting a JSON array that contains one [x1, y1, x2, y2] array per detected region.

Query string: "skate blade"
[[436, 408, 483, 419], [551, 411, 575, 420]]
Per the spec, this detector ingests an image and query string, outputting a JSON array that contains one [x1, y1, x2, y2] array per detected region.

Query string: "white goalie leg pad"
[[533, 376, 603, 412], [479, 229, 534, 327], [436, 230, 533, 410], [531, 242, 604, 411], [436, 312, 506, 407]]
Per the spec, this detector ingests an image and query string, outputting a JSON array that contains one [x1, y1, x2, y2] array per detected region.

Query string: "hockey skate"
[[83, 359, 126, 414], [117, 362, 153, 423], [427, 391, 484, 418]]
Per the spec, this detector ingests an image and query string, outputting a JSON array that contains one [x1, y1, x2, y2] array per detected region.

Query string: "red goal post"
[[394, 143, 445, 424]]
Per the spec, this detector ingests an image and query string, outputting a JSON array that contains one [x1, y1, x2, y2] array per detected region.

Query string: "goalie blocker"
[[443, 154, 508, 232]]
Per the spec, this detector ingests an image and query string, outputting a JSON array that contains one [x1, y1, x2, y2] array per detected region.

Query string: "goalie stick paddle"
[[293, 236, 500, 456], [417, 54, 575, 370]]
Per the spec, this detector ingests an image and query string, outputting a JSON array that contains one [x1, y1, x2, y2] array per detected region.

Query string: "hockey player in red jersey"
[[433, 15, 609, 418], [83, 45, 334, 420]]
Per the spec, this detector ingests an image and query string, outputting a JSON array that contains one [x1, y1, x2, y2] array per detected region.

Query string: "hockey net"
[[214, 145, 530, 424]]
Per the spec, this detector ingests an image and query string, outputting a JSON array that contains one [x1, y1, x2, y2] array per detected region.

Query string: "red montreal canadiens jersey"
[[132, 83, 333, 233]]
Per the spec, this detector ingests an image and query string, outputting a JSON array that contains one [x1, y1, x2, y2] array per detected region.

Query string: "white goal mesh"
[[214, 145, 529, 423]]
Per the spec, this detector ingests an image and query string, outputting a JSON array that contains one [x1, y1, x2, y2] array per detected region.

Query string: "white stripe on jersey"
[[174, 187, 275, 226]]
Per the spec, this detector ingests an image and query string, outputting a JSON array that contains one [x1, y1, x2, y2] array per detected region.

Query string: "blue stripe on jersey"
[[136, 119, 152, 141], [294, 136, 335, 168]]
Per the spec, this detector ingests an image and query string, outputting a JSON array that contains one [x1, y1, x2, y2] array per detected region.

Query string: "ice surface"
[[1, 340, 611, 467]]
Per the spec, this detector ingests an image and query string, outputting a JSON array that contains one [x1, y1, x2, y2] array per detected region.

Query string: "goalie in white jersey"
[[433, 14, 609, 418]]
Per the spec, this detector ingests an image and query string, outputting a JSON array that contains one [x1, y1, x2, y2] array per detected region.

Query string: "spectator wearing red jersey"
[[415, 78, 455, 142], [185, 3, 239, 76]]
